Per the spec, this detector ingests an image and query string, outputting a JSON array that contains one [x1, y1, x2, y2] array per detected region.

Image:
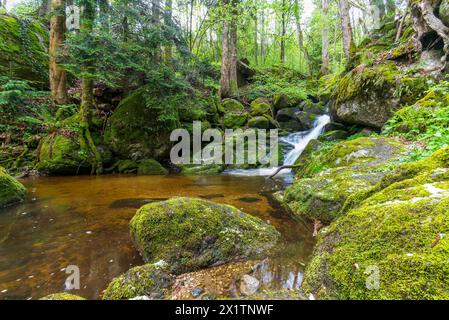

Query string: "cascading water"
[[225, 114, 331, 178]]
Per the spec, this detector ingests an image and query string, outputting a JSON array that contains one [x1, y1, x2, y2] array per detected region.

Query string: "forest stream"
[[0, 174, 315, 300]]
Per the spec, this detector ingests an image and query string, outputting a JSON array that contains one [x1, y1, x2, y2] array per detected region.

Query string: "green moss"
[[283, 137, 409, 222], [180, 164, 225, 176], [247, 116, 270, 129], [250, 98, 272, 117], [138, 159, 168, 175], [38, 133, 89, 175], [129, 197, 280, 274], [304, 176, 449, 299], [223, 112, 248, 129], [103, 263, 173, 300], [0, 14, 48, 86], [0, 166, 26, 208], [221, 99, 245, 113], [39, 293, 86, 300]]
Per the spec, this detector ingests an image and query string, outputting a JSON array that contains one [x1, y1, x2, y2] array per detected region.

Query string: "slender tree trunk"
[[339, 0, 354, 63], [152, 0, 162, 61], [294, 0, 310, 76], [321, 0, 329, 75], [280, 0, 286, 65], [220, 0, 231, 98], [229, 11, 238, 96], [189, 0, 194, 51], [49, 0, 68, 104], [254, 12, 258, 65], [163, 0, 173, 64]]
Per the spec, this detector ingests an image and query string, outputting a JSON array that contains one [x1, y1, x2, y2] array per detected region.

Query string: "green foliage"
[[384, 80, 449, 157], [244, 67, 310, 102]]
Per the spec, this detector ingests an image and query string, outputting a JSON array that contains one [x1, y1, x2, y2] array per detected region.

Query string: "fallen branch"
[[267, 165, 299, 180]]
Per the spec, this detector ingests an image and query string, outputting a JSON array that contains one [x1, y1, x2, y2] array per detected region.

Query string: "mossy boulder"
[[180, 164, 226, 176], [296, 111, 317, 130], [331, 62, 428, 129], [39, 293, 86, 300], [283, 137, 409, 223], [37, 133, 90, 175], [104, 86, 178, 161], [0, 166, 26, 208], [223, 112, 249, 129], [250, 98, 272, 117], [303, 149, 449, 299], [0, 14, 48, 86], [222, 99, 245, 112], [103, 263, 174, 300], [130, 197, 280, 274], [247, 116, 270, 129], [138, 159, 168, 175], [272, 93, 292, 112], [318, 130, 349, 142]]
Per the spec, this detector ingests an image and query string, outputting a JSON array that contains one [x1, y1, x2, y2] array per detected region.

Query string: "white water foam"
[[225, 114, 331, 177]]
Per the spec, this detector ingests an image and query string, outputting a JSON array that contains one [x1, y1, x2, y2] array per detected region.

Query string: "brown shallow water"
[[0, 174, 315, 300]]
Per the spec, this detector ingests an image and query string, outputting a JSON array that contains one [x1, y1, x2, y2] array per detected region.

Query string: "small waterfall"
[[225, 114, 331, 177]]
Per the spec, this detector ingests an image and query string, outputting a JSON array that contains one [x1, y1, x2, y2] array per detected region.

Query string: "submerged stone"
[[39, 293, 86, 300]]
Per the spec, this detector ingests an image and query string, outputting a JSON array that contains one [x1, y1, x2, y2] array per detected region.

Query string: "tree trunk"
[[294, 0, 310, 76], [280, 0, 286, 65], [49, 0, 68, 104], [219, 0, 239, 98], [254, 12, 258, 65], [339, 0, 354, 63], [163, 0, 173, 64], [321, 0, 330, 75], [80, 0, 102, 174]]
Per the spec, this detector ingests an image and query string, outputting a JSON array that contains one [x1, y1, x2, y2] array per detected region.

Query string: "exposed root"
[[267, 165, 299, 180]]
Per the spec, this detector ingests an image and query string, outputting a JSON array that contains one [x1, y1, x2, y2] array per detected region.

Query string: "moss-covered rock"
[[37, 133, 90, 175], [103, 263, 174, 300], [222, 99, 245, 113], [303, 149, 449, 299], [331, 62, 428, 129], [223, 112, 249, 129], [250, 98, 272, 117], [39, 293, 86, 300], [318, 130, 349, 142], [0, 14, 48, 86], [138, 159, 168, 175], [247, 116, 270, 129], [283, 137, 409, 223], [180, 164, 226, 176], [295, 111, 317, 130], [130, 197, 280, 274], [104, 86, 180, 161], [0, 166, 26, 208]]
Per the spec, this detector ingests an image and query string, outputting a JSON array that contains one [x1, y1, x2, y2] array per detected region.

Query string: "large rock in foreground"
[[130, 197, 280, 274], [303, 147, 449, 299], [0, 166, 26, 208]]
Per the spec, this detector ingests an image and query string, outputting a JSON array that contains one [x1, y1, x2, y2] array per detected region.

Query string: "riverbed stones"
[[130, 197, 280, 274], [239, 274, 260, 296], [0, 166, 26, 208], [103, 263, 174, 300]]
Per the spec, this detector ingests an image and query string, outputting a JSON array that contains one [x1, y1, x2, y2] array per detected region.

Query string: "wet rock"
[[239, 275, 260, 296], [137, 159, 168, 175], [276, 108, 298, 122], [0, 166, 27, 208], [295, 111, 317, 130], [250, 98, 272, 117], [323, 122, 347, 133], [318, 130, 349, 142], [130, 197, 280, 274], [248, 116, 270, 129]]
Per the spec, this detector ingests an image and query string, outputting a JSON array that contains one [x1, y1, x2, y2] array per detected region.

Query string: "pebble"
[[239, 275, 260, 296]]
